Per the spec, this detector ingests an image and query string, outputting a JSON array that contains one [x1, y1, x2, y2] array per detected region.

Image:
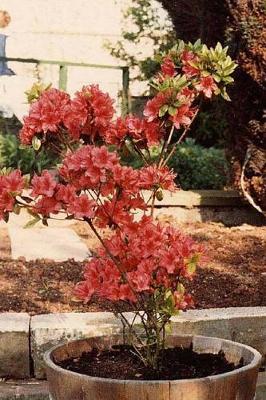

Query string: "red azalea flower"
[[143, 89, 173, 122], [126, 115, 145, 141], [138, 165, 176, 191], [91, 146, 118, 170], [112, 165, 139, 194], [0, 170, 25, 220], [76, 217, 203, 305], [195, 75, 218, 98], [0, 190, 15, 213], [125, 116, 163, 146], [181, 50, 200, 77], [31, 170, 57, 198], [74, 281, 96, 303], [161, 56, 176, 77], [171, 104, 195, 129], [67, 194, 95, 219], [63, 94, 88, 139], [4, 170, 24, 193], [128, 270, 151, 292], [33, 197, 61, 216], [19, 119, 36, 145], [103, 117, 128, 145], [55, 184, 76, 204], [71, 85, 115, 140]]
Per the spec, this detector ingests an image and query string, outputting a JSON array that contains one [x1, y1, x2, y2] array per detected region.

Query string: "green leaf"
[[0, 167, 13, 176], [213, 74, 221, 83], [210, 48, 216, 59], [193, 38, 202, 49], [42, 218, 48, 226], [32, 136, 42, 151], [176, 282, 185, 294], [3, 212, 9, 223], [175, 74, 187, 87], [201, 44, 209, 56], [168, 106, 176, 116], [155, 189, 164, 201], [223, 63, 237, 75], [215, 42, 223, 55], [13, 204, 21, 215], [187, 261, 197, 275], [223, 46, 229, 54], [222, 76, 234, 84], [165, 322, 173, 334], [201, 70, 210, 77], [24, 216, 41, 229], [221, 87, 231, 101], [159, 104, 168, 117], [177, 40, 185, 52]]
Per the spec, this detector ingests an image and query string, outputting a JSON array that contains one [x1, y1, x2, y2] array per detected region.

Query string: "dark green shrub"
[[168, 139, 229, 190], [121, 139, 228, 190], [0, 133, 57, 174]]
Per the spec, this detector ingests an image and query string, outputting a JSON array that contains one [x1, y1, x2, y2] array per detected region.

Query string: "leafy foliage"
[[191, 99, 228, 147], [105, 0, 177, 85], [122, 140, 229, 190], [168, 139, 229, 190], [0, 133, 57, 174]]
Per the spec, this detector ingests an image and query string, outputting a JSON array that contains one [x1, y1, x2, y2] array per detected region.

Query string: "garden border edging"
[[0, 307, 266, 380]]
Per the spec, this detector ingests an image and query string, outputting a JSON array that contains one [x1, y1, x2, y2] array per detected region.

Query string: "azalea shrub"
[[0, 40, 236, 371]]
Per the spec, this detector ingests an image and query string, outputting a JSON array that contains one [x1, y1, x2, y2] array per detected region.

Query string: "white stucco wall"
[[0, 0, 169, 119]]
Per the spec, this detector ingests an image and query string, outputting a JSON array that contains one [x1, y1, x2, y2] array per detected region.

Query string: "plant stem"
[[162, 109, 199, 167], [150, 188, 158, 217], [158, 123, 175, 168], [84, 218, 145, 312]]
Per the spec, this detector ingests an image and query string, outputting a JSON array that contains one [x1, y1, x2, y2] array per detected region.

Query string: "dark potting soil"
[[56, 345, 244, 380]]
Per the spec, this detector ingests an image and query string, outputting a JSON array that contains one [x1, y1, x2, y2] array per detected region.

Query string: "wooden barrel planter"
[[44, 335, 261, 400]]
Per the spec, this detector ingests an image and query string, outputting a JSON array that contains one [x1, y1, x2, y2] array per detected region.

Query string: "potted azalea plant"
[[0, 41, 261, 400]]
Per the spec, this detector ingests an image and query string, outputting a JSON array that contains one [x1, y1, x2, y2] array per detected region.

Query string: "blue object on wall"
[[0, 34, 15, 75]]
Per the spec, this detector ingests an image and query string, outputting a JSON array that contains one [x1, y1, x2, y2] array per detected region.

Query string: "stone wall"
[[1, 308, 266, 380]]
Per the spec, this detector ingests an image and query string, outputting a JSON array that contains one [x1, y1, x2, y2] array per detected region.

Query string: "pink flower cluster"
[[0, 171, 24, 219], [144, 88, 197, 130], [143, 50, 219, 128], [94, 115, 164, 148], [19, 85, 115, 145], [75, 217, 200, 307], [0, 145, 175, 226], [19, 84, 166, 150], [0, 40, 235, 327]]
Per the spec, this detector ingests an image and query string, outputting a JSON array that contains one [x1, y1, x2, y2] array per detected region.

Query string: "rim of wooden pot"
[[44, 334, 262, 384]]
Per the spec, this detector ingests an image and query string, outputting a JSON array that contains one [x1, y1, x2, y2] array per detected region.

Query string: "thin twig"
[[158, 124, 175, 168], [162, 109, 199, 167]]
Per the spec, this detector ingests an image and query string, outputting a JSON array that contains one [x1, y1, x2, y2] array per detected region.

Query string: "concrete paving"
[[0, 380, 48, 399], [7, 213, 89, 262]]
